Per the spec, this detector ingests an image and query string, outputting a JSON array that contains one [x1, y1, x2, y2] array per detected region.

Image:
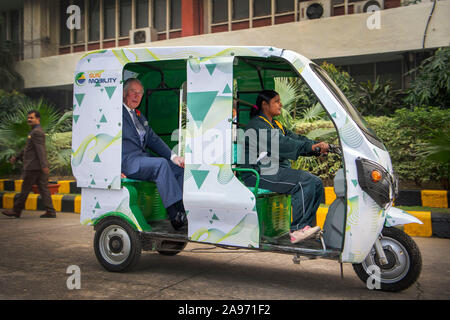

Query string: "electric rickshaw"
[[71, 46, 422, 292]]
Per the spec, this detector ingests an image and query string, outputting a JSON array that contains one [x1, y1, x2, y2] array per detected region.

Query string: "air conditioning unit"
[[129, 27, 157, 45], [299, 0, 332, 20], [354, 0, 384, 14]]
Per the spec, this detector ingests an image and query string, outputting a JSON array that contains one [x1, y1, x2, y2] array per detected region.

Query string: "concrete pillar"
[[22, 0, 58, 59]]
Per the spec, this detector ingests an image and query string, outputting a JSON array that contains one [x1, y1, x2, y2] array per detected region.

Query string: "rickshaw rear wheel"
[[352, 227, 422, 292], [157, 240, 188, 256], [94, 216, 142, 272]]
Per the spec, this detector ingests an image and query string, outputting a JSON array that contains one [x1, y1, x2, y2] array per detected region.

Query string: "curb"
[[0, 192, 81, 214], [323, 187, 449, 208], [1, 190, 448, 239], [0, 179, 81, 195], [1, 180, 448, 208]]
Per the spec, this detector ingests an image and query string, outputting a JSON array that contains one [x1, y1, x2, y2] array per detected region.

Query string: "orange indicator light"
[[371, 170, 382, 182]]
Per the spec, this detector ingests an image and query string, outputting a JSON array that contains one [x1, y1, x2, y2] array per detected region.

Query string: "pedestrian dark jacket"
[[16, 125, 49, 171], [241, 114, 316, 171]]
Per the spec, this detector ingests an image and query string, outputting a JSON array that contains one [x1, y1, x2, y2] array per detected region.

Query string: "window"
[[254, 0, 271, 17], [136, 0, 149, 28], [60, 0, 71, 45], [233, 1, 249, 20], [211, 0, 298, 33], [89, 0, 100, 41], [120, 0, 132, 37], [103, 0, 116, 39], [170, 0, 181, 29], [276, 0, 294, 13], [311, 64, 385, 150], [153, 0, 181, 33], [0, 12, 6, 42], [153, 0, 166, 31], [212, 0, 228, 23], [73, 0, 85, 43]]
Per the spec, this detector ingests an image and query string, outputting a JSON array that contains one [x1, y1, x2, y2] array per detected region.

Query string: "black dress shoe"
[[40, 212, 56, 218], [1, 210, 21, 218], [170, 211, 187, 230]]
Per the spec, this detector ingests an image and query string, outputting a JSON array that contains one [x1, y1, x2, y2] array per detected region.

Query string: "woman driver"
[[241, 90, 329, 243]]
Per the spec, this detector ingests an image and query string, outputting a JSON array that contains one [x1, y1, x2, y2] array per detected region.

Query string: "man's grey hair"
[[123, 78, 143, 94]]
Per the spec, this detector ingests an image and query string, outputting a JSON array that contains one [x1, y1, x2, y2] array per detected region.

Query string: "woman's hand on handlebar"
[[312, 142, 330, 155]]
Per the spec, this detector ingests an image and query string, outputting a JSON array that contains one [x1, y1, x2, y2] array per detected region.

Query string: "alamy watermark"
[[366, 8, 381, 30], [366, 264, 381, 290], [171, 127, 281, 175], [66, 5, 81, 30], [66, 265, 81, 290]]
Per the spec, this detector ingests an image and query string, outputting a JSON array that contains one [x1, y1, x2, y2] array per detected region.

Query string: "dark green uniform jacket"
[[240, 114, 316, 173]]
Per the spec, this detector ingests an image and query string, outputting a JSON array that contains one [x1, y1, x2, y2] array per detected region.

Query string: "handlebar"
[[313, 144, 342, 156]]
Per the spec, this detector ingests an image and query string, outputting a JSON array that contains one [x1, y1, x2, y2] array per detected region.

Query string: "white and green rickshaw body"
[[72, 46, 422, 288]]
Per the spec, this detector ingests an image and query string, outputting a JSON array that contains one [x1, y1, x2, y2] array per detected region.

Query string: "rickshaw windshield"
[[310, 64, 386, 150]]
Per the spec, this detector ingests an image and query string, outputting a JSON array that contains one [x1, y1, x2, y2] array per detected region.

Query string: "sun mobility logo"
[[75, 72, 86, 86], [75, 71, 117, 86]]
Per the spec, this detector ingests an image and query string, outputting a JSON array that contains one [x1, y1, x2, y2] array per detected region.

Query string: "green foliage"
[[290, 120, 340, 182], [0, 98, 73, 176], [356, 77, 402, 116], [404, 47, 450, 109], [418, 128, 450, 164], [0, 89, 29, 119], [47, 132, 73, 175], [320, 62, 359, 107], [0, 40, 24, 92], [289, 107, 450, 187], [369, 107, 450, 186]]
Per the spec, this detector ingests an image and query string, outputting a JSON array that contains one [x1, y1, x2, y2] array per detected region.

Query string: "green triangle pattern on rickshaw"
[[105, 86, 116, 99], [191, 169, 209, 189], [75, 93, 85, 107], [205, 64, 216, 75], [187, 91, 218, 127], [222, 83, 232, 94]]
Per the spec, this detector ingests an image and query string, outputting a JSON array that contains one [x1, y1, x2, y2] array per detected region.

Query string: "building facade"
[[1, 0, 449, 109]]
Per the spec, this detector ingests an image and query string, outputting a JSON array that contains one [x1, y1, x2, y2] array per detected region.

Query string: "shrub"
[[0, 89, 29, 119], [0, 99, 73, 176], [368, 107, 450, 187], [404, 46, 450, 109], [356, 77, 402, 116], [291, 107, 450, 188]]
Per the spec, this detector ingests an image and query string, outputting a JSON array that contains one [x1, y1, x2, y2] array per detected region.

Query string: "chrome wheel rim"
[[99, 225, 131, 265], [362, 236, 410, 284]]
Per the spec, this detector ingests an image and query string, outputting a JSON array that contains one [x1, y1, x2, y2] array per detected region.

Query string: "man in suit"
[[121, 78, 187, 230], [2, 110, 56, 218]]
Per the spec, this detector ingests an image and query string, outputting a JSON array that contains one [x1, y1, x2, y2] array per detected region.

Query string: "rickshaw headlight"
[[356, 158, 391, 207]]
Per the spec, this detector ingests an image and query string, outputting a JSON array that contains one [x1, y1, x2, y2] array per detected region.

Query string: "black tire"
[[353, 227, 422, 292], [157, 240, 188, 256], [94, 216, 142, 272]]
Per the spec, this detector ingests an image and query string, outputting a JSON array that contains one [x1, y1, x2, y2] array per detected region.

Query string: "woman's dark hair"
[[250, 90, 279, 118]]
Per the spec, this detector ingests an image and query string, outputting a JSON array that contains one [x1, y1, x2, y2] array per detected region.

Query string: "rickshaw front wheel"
[[352, 227, 422, 292], [94, 216, 142, 272]]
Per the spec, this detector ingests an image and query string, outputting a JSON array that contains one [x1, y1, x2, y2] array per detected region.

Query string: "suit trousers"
[[14, 170, 56, 214], [243, 167, 323, 232], [127, 157, 184, 218]]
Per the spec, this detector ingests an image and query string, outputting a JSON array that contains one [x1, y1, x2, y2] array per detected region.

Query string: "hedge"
[[293, 107, 450, 188]]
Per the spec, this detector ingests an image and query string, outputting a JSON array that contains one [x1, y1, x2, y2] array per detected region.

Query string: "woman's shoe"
[[289, 226, 321, 244]]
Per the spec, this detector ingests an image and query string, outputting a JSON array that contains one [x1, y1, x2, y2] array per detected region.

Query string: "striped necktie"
[[131, 110, 146, 146]]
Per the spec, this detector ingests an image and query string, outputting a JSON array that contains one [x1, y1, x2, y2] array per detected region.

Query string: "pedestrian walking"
[[2, 110, 56, 218]]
